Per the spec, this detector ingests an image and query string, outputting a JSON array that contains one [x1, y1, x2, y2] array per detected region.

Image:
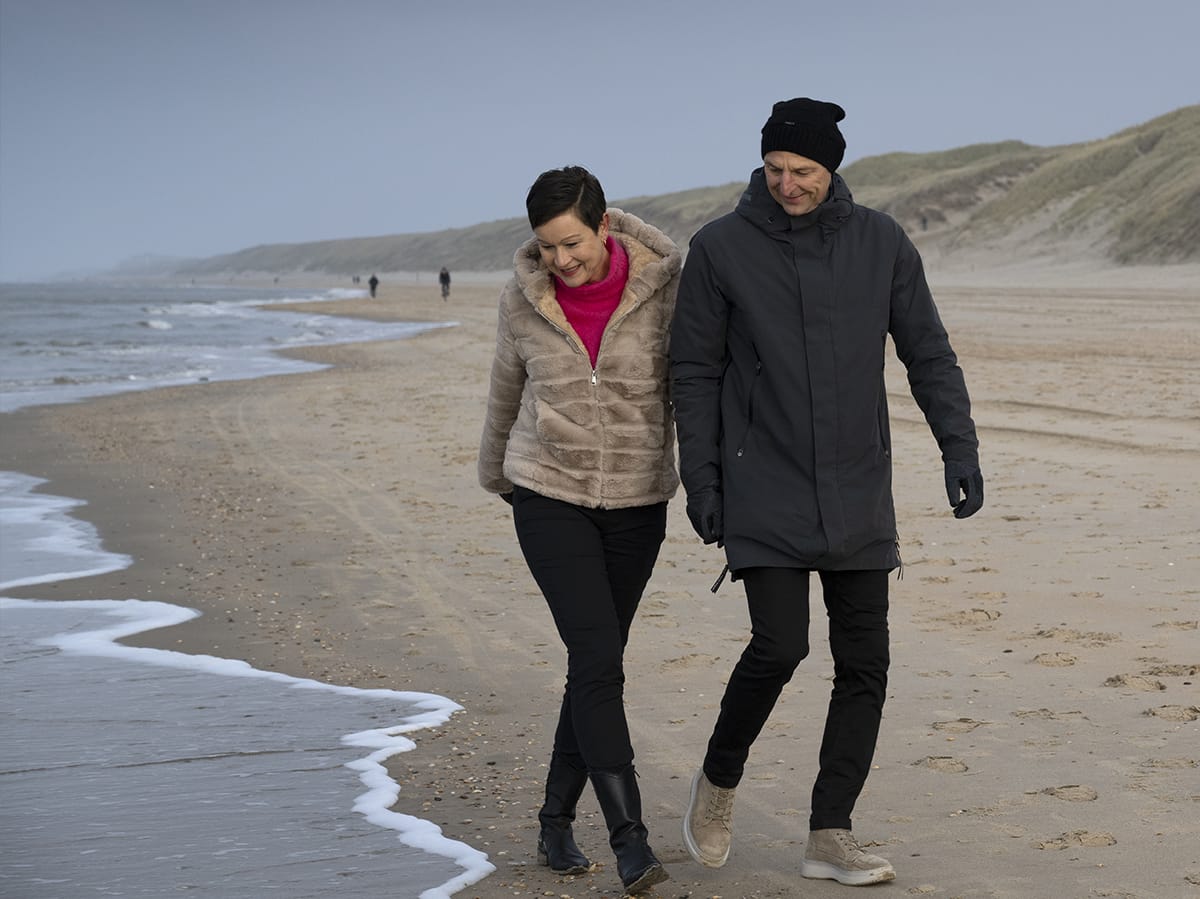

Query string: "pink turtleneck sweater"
[[554, 236, 629, 368]]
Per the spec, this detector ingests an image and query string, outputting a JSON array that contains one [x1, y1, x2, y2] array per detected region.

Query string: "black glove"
[[944, 461, 984, 519], [499, 492, 513, 505], [686, 487, 724, 545]]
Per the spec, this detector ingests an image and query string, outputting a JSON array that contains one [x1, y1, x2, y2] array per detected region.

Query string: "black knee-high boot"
[[537, 754, 591, 874], [589, 764, 668, 894]]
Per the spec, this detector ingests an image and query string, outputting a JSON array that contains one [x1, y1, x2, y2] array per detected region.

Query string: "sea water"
[[0, 281, 447, 413], [0, 473, 495, 898], [0, 283, 495, 896]]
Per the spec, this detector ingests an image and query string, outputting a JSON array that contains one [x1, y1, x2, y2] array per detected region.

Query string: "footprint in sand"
[[659, 653, 722, 672], [1145, 705, 1200, 722], [1104, 673, 1166, 691], [760, 838, 799, 849], [1154, 620, 1199, 630], [939, 608, 1001, 625], [638, 611, 680, 629], [913, 756, 968, 773], [1033, 831, 1117, 850], [1141, 663, 1199, 677], [931, 718, 986, 733], [639, 595, 673, 611], [1141, 757, 1198, 769], [971, 591, 1008, 600], [1012, 708, 1089, 722], [1028, 626, 1120, 646], [1033, 651, 1077, 667], [1040, 784, 1099, 801]]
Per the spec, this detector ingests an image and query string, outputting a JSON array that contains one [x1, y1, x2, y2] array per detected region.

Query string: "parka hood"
[[735, 168, 855, 237]]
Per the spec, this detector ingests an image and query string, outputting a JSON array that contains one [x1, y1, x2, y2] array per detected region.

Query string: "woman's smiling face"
[[534, 211, 611, 287]]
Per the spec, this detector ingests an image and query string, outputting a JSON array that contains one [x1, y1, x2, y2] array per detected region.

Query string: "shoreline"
[[3, 279, 1198, 897]]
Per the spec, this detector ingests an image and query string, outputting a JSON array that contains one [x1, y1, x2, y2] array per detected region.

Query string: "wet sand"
[[3, 274, 1198, 898]]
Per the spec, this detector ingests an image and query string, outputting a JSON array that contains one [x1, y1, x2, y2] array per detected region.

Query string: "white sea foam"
[[0, 282, 452, 413], [0, 471, 132, 589], [0, 472, 496, 897]]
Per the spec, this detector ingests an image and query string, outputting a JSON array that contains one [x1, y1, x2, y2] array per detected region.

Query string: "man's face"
[[763, 151, 832, 216]]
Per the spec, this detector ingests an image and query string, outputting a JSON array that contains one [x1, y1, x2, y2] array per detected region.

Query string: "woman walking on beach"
[[479, 166, 681, 894]]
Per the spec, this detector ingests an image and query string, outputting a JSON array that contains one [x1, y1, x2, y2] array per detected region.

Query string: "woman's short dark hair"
[[525, 166, 607, 232]]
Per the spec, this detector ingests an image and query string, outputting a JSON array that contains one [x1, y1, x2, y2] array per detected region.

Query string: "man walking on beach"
[[368, 274, 379, 298], [669, 97, 983, 885]]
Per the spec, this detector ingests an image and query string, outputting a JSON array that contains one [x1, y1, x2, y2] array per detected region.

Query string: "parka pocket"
[[876, 390, 891, 460], [735, 351, 763, 458], [876, 333, 891, 460]]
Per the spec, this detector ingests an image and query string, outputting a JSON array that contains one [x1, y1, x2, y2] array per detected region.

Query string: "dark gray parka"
[[669, 169, 979, 572]]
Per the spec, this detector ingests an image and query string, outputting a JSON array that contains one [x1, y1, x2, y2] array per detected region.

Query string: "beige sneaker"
[[801, 828, 896, 885], [682, 770, 735, 868]]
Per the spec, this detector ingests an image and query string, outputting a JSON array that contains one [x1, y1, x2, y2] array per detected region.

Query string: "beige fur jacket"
[[478, 208, 682, 509]]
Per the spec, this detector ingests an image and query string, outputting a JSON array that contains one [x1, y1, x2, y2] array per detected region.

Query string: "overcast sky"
[[1, 0, 1197, 281]]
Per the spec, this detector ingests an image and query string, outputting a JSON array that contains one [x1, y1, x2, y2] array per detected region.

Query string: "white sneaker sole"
[[800, 858, 896, 885], [681, 770, 730, 868]]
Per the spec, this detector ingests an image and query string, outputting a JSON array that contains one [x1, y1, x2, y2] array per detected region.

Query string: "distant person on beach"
[[670, 97, 983, 885], [438, 266, 451, 300], [479, 165, 681, 895], [367, 274, 379, 298]]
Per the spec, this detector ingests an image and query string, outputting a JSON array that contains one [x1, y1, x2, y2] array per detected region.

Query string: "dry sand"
[[3, 273, 1198, 898]]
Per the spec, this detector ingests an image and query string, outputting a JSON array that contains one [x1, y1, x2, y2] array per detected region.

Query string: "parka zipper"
[[535, 308, 603, 495]]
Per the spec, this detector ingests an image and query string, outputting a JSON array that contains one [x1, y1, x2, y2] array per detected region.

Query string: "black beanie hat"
[[760, 97, 847, 172]]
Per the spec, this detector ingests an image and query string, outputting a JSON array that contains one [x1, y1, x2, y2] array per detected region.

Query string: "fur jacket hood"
[[479, 208, 682, 508]]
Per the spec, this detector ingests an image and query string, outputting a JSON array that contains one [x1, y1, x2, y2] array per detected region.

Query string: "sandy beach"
[[3, 273, 1198, 898]]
